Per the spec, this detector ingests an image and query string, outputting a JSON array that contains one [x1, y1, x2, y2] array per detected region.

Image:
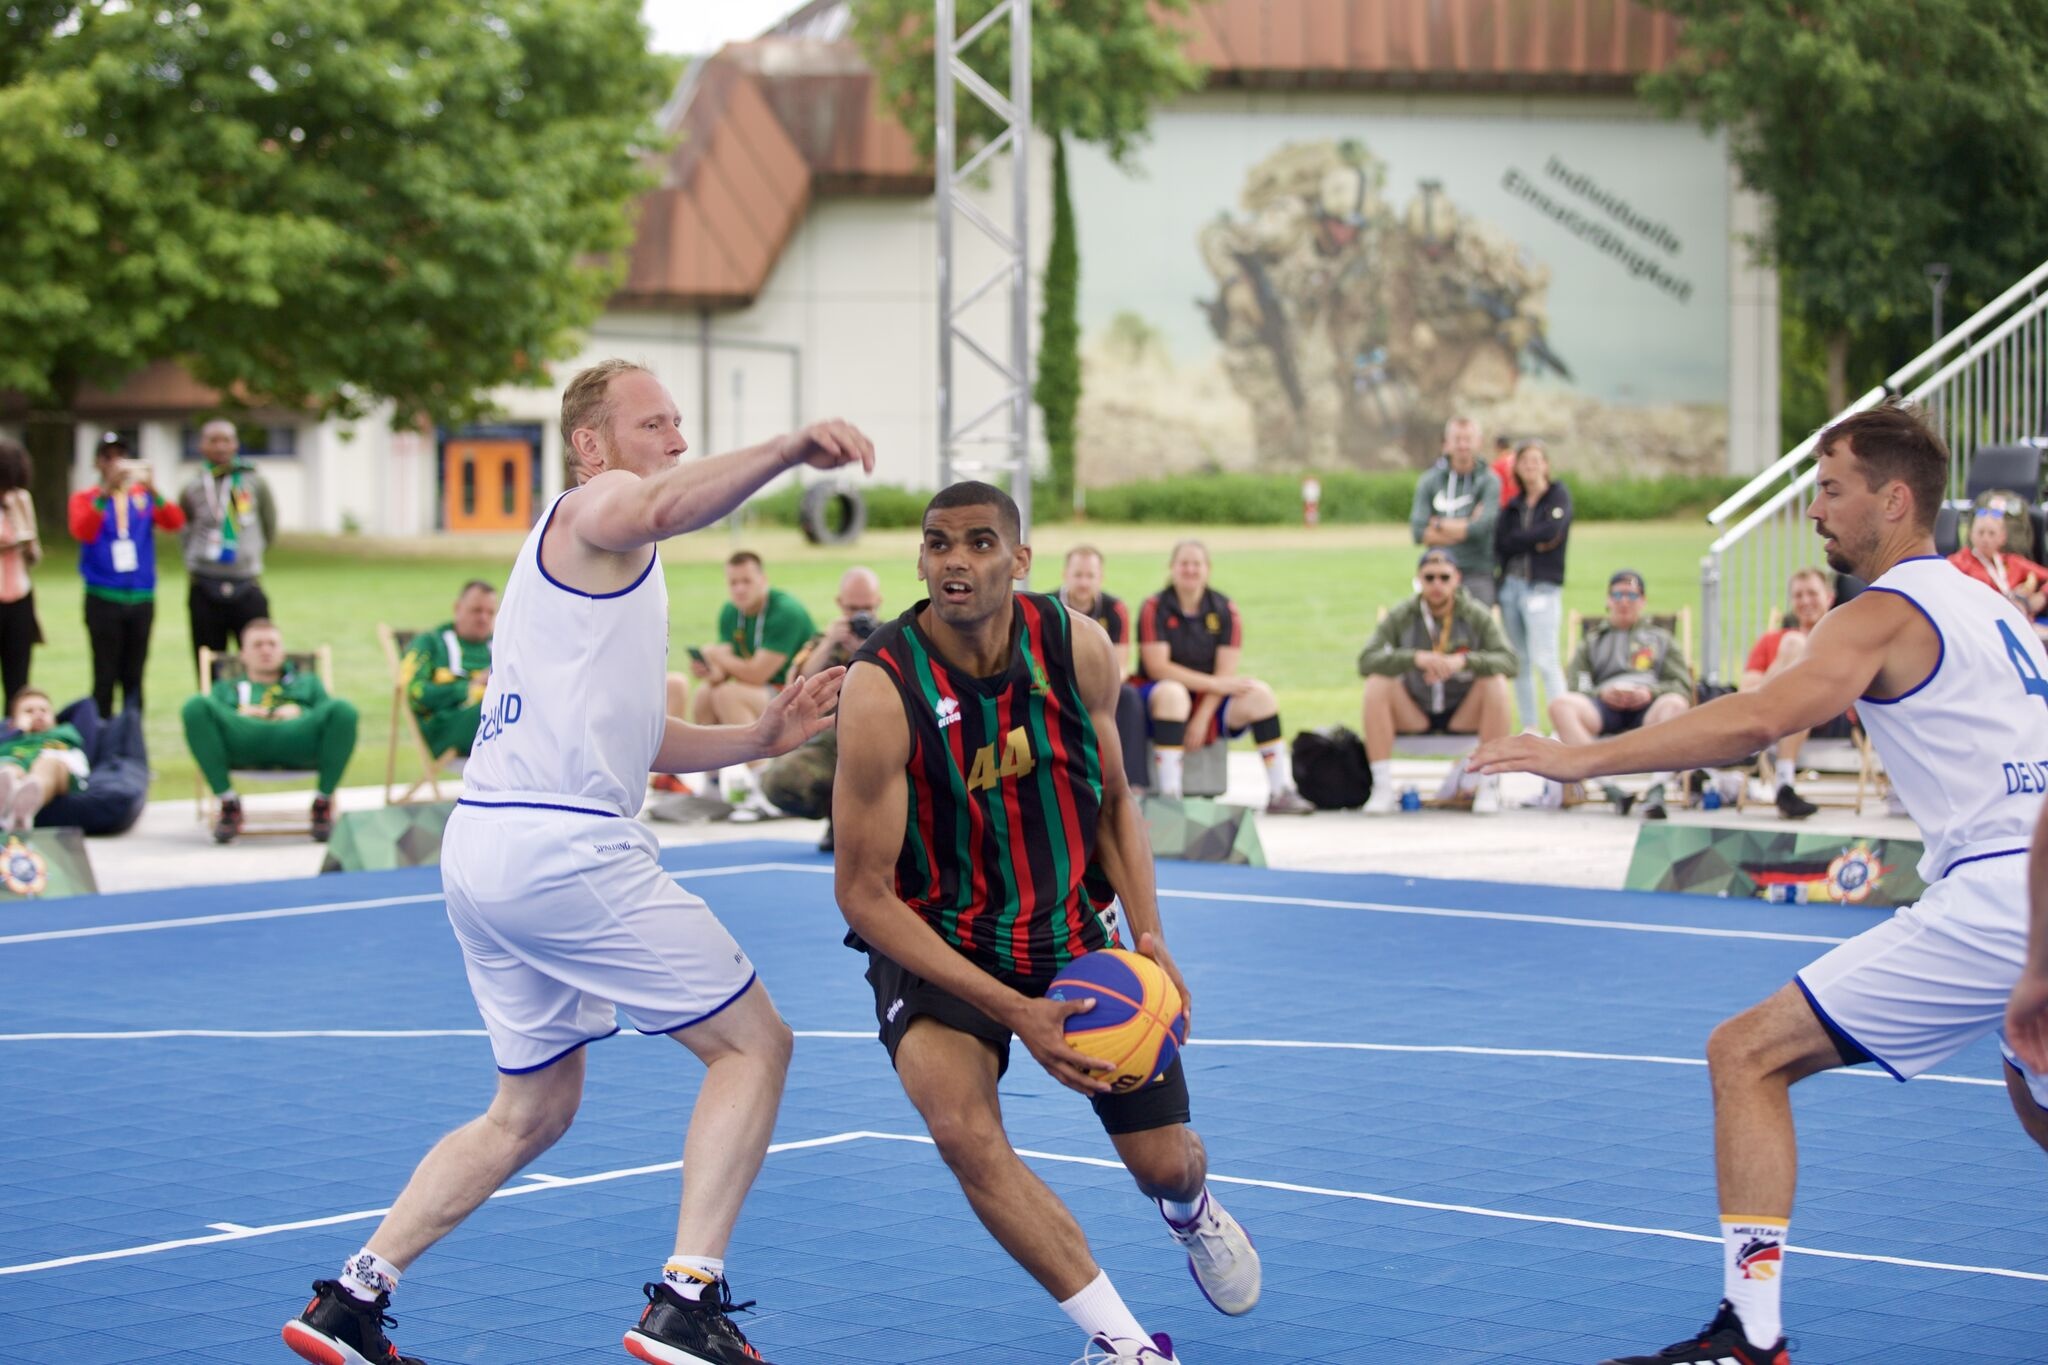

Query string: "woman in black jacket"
[[1493, 441, 1572, 732]]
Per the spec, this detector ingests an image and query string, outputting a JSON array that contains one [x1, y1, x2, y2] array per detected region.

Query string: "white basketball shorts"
[[441, 798, 757, 1073], [1795, 850, 2048, 1104]]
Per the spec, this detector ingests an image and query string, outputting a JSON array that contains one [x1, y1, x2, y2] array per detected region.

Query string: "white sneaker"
[[1471, 774, 1501, 814], [1074, 1333, 1180, 1364], [1533, 777, 1565, 810], [726, 788, 783, 823], [1164, 1189, 1260, 1315], [1365, 781, 1400, 814]]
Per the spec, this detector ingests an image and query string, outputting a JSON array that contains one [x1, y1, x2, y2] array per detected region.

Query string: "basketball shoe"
[[1074, 1332, 1180, 1364], [282, 1280, 425, 1365], [1163, 1189, 1260, 1315], [624, 1278, 777, 1364], [1599, 1300, 1789, 1364]]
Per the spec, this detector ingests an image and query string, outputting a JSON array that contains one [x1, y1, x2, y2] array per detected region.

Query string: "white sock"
[[1158, 1189, 1205, 1225], [339, 1248, 401, 1303], [221, 789, 239, 802], [1058, 1269, 1150, 1348], [1775, 758, 1795, 790], [1154, 747, 1184, 799], [1257, 740, 1294, 794], [1369, 759, 1391, 790], [663, 1255, 726, 1301], [1720, 1216, 1787, 1348]]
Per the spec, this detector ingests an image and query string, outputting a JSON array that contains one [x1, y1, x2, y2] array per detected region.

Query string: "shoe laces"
[[316, 1281, 401, 1337], [643, 1278, 759, 1322]]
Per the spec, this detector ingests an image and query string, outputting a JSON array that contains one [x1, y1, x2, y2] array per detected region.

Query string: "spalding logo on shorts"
[[475, 692, 524, 747]]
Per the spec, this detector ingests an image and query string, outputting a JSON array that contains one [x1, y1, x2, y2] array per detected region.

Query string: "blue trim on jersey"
[[1893, 554, 1946, 565], [1943, 846, 2028, 878], [457, 798, 621, 819], [631, 972, 759, 1036], [533, 490, 660, 601], [1856, 586, 1944, 704], [497, 1025, 622, 1075], [1793, 973, 1905, 1082], [2003, 1056, 2048, 1109]]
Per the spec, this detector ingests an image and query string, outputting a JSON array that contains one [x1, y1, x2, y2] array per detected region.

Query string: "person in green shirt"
[[401, 580, 497, 757], [689, 550, 816, 726], [1356, 549, 1518, 814], [181, 618, 360, 844], [0, 688, 89, 832]]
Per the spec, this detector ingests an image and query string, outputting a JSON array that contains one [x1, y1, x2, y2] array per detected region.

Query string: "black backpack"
[[1291, 726, 1371, 809]]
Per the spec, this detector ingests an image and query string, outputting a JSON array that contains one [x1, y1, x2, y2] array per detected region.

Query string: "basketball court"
[[3, 838, 2041, 1363]]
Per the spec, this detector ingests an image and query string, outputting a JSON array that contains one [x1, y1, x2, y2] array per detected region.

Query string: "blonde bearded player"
[[1473, 400, 2048, 1365], [281, 360, 873, 1365]]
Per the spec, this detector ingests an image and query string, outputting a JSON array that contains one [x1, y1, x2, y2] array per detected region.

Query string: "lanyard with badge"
[[107, 484, 142, 576], [205, 468, 248, 564]]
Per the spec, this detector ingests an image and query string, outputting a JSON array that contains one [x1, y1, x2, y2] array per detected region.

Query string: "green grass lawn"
[[31, 518, 1718, 800]]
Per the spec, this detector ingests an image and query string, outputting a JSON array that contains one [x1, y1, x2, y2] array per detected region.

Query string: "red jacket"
[[1948, 548, 2048, 596]]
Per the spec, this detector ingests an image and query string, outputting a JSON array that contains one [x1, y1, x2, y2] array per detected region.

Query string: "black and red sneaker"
[[213, 794, 244, 844], [1600, 1300, 1790, 1365], [624, 1278, 775, 1364], [282, 1279, 426, 1364], [311, 794, 336, 842]]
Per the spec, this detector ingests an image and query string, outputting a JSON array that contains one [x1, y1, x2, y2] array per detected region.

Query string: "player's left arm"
[[652, 667, 844, 772], [1471, 593, 1893, 781], [2005, 801, 2048, 1072], [1071, 607, 1194, 1030]]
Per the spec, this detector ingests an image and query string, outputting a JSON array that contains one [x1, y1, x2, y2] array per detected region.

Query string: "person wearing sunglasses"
[[1549, 568, 1694, 817], [1355, 549, 1518, 813]]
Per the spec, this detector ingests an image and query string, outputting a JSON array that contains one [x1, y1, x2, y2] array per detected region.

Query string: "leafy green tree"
[[0, 0, 669, 522], [1643, 1, 2048, 417], [853, 0, 1203, 507]]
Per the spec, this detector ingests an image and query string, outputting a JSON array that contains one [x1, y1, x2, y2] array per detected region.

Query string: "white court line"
[[0, 1129, 875, 1277], [0, 1028, 2005, 1089], [0, 859, 1852, 948], [7, 1127, 2041, 1286]]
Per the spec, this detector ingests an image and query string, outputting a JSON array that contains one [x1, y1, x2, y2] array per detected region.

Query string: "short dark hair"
[[458, 579, 496, 598], [1815, 399, 1949, 532], [725, 551, 763, 571], [0, 438, 31, 494], [923, 480, 1021, 542]]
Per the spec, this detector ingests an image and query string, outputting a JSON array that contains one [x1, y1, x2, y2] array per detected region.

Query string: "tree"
[[853, 0, 1203, 508], [1642, 1, 2048, 416], [0, 0, 670, 523]]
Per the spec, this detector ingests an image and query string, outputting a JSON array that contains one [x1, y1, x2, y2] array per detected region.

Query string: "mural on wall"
[[1070, 113, 1732, 482]]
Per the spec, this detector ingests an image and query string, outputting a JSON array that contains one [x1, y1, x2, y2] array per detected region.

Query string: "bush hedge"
[[753, 470, 1751, 529]]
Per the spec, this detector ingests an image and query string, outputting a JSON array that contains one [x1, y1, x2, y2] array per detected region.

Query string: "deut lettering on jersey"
[[2004, 758, 2048, 795]]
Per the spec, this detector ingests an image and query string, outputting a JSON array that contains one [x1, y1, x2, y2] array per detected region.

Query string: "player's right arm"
[[833, 660, 1111, 1095], [2005, 801, 2048, 1072]]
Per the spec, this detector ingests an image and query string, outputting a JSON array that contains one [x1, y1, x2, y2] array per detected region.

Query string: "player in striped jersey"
[[834, 482, 1261, 1364]]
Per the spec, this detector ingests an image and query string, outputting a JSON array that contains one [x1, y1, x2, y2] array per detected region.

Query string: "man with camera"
[[71, 434, 187, 716], [759, 566, 882, 850]]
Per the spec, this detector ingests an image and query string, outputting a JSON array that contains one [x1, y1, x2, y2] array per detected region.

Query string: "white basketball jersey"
[[1856, 555, 2048, 880], [461, 490, 668, 818]]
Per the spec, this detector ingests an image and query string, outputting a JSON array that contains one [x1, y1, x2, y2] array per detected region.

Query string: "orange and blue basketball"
[[1046, 948, 1189, 1093]]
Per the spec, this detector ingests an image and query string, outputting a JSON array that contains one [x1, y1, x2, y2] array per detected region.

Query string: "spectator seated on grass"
[[1550, 569, 1693, 819], [687, 550, 815, 817], [0, 688, 91, 832], [756, 566, 882, 849], [1741, 567, 1848, 821], [400, 580, 497, 758], [1356, 549, 1517, 814], [183, 619, 359, 844], [1136, 538, 1314, 815], [22, 697, 150, 836]]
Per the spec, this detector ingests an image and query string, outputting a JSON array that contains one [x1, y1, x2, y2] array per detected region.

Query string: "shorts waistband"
[[1941, 845, 2029, 879], [456, 790, 626, 818]]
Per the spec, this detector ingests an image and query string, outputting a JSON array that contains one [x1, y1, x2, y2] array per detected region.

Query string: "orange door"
[[444, 439, 533, 532]]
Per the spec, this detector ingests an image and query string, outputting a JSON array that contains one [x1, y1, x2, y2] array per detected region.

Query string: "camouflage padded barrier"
[[1141, 795, 1266, 867], [1625, 823, 1928, 908], [0, 829, 97, 901], [321, 802, 456, 874]]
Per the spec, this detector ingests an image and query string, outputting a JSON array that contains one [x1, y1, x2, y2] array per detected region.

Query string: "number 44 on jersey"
[[966, 727, 1036, 793]]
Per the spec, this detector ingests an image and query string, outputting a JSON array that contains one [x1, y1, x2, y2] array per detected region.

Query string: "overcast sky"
[[642, 0, 799, 54]]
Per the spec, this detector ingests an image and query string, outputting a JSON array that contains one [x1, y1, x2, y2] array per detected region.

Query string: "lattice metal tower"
[[934, 0, 1033, 545]]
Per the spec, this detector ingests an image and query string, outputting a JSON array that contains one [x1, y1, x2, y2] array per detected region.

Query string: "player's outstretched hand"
[[1468, 733, 1584, 781], [754, 666, 846, 758], [1011, 994, 1114, 1096], [781, 419, 877, 476], [1136, 930, 1193, 1039], [2008, 969, 2048, 1073]]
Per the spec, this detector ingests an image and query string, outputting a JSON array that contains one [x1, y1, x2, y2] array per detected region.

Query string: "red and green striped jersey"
[[854, 592, 1116, 985]]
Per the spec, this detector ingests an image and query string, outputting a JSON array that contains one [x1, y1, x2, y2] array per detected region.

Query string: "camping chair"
[[378, 624, 468, 804], [1727, 603, 1886, 815], [193, 644, 337, 835], [1565, 606, 1693, 670], [1369, 605, 1488, 764]]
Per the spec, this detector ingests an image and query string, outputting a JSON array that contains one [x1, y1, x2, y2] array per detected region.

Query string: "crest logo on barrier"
[[2, 836, 48, 898]]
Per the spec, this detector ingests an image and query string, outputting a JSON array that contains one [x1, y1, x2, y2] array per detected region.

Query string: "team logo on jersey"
[[1630, 645, 1658, 672], [935, 696, 961, 730], [1734, 1236, 1781, 1281], [1205, 612, 1221, 633], [1024, 648, 1050, 697], [0, 836, 45, 897]]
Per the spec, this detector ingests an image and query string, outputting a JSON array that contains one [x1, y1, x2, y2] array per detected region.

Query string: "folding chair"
[[378, 624, 467, 805], [1369, 606, 1485, 763], [193, 644, 337, 835]]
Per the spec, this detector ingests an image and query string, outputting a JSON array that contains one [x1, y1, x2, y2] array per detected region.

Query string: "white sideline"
[[0, 861, 1852, 947], [0, 1027, 2003, 1089], [5, 1128, 2040, 1287]]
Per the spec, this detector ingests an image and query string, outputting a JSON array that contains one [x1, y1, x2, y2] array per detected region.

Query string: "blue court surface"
[[3, 840, 2045, 1364]]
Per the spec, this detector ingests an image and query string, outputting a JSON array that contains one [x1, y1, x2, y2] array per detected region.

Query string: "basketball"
[[1046, 948, 1189, 1093]]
